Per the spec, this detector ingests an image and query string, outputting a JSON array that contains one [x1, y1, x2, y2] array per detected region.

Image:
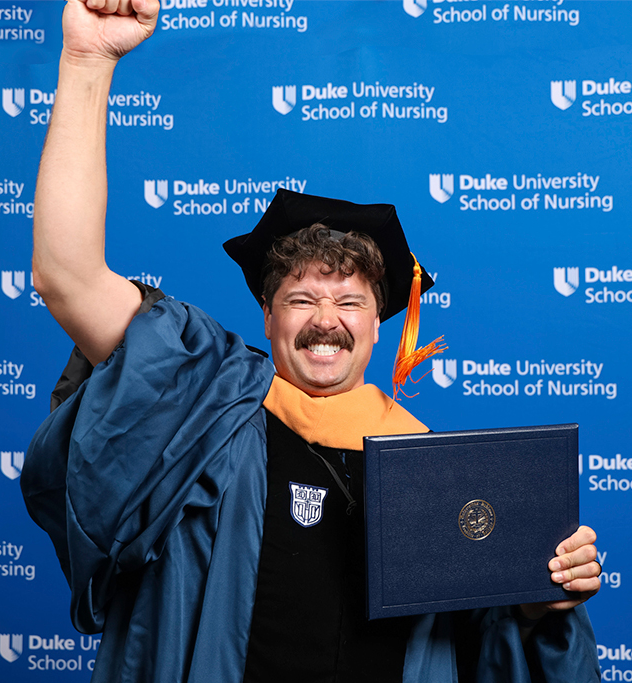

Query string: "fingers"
[[117, 0, 134, 15], [549, 541, 597, 585], [550, 542, 597, 573], [548, 525, 600, 594], [543, 564, 601, 613], [551, 561, 602, 591], [555, 525, 597, 556], [552, 560, 600, 581], [85, 0, 114, 12], [84, 0, 156, 19]]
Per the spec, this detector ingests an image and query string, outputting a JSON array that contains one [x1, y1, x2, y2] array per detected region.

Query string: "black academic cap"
[[223, 189, 434, 322]]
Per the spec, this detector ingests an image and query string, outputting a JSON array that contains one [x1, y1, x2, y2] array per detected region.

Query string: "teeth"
[[308, 344, 341, 356]]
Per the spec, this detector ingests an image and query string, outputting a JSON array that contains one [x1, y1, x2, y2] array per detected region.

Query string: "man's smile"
[[307, 344, 342, 356]]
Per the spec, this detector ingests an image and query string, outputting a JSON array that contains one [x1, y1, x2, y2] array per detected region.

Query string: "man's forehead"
[[279, 262, 374, 292]]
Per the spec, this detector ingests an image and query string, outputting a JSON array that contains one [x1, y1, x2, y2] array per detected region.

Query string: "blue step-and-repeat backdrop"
[[1, 0, 631, 679]]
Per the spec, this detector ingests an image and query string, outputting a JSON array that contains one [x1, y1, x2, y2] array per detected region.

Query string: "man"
[[21, 1, 602, 681]]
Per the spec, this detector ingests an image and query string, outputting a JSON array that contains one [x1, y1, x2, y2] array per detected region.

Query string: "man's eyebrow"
[[282, 289, 369, 302], [336, 293, 369, 302], [282, 288, 316, 300]]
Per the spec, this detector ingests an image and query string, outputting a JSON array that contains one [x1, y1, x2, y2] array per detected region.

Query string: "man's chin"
[[288, 371, 361, 397], [302, 385, 349, 398]]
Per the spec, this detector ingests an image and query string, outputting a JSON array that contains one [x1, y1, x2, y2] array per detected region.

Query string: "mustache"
[[294, 328, 354, 352]]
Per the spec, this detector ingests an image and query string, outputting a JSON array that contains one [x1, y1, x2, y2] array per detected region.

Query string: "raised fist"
[[62, 0, 160, 63]]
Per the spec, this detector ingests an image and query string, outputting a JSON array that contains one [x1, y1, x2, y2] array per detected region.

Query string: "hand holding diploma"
[[520, 525, 601, 622]]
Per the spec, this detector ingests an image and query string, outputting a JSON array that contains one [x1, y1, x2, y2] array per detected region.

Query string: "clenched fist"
[[62, 0, 160, 64]]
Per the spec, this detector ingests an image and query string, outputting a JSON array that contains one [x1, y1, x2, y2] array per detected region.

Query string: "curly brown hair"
[[262, 223, 386, 314]]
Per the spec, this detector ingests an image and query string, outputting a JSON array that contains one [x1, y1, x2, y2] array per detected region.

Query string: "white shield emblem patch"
[[289, 482, 328, 528]]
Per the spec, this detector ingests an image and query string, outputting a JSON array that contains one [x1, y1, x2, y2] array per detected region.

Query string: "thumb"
[[131, 0, 160, 28]]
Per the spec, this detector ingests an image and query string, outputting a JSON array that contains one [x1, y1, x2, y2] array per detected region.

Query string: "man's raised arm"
[[33, 0, 160, 366]]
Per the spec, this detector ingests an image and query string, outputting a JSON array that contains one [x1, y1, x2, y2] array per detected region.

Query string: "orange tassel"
[[392, 254, 448, 401]]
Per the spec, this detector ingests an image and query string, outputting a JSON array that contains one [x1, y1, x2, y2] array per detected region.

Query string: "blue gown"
[[21, 295, 601, 683]]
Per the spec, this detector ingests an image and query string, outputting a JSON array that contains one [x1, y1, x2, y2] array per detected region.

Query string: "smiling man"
[[21, 1, 602, 682], [256, 221, 385, 398], [264, 259, 379, 397]]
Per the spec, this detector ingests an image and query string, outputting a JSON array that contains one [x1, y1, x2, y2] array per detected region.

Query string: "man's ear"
[[263, 299, 272, 340], [373, 314, 380, 344]]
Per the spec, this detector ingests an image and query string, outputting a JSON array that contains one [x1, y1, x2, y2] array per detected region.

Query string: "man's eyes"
[[287, 299, 363, 307]]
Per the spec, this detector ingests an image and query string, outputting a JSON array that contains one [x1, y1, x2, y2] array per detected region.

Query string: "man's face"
[[264, 262, 380, 397]]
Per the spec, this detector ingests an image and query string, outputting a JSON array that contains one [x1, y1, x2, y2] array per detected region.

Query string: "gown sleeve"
[[477, 604, 600, 682], [461, 605, 600, 682], [403, 598, 600, 681], [20, 295, 274, 633]]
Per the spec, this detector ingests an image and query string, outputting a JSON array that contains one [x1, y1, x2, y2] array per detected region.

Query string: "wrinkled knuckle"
[[559, 555, 572, 570]]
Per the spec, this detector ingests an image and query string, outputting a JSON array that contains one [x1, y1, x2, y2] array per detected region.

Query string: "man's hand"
[[519, 525, 601, 621], [62, 0, 160, 64]]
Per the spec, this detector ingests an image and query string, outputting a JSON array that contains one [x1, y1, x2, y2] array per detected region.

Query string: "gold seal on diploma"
[[458, 500, 496, 540]]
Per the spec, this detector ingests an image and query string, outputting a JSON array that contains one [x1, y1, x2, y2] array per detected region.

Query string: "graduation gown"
[[21, 295, 601, 683]]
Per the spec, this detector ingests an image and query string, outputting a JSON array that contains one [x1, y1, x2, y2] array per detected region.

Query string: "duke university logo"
[[553, 267, 579, 297], [432, 358, 457, 388], [272, 86, 296, 115], [1, 271, 25, 300], [403, 0, 428, 18], [1, 452, 24, 480], [550, 80, 576, 111], [2, 89, 25, 117], [289, 482, 328, 527], [144, 180, 168, 209], [0, 634, 23, 663], [429, 174, 454, 204]]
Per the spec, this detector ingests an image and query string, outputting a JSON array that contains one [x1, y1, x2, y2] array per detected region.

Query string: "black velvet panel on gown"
[[243, 410, 412, 683]]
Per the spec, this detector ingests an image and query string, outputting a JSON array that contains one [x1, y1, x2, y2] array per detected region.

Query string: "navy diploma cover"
[[363, 424, 579, 619]]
